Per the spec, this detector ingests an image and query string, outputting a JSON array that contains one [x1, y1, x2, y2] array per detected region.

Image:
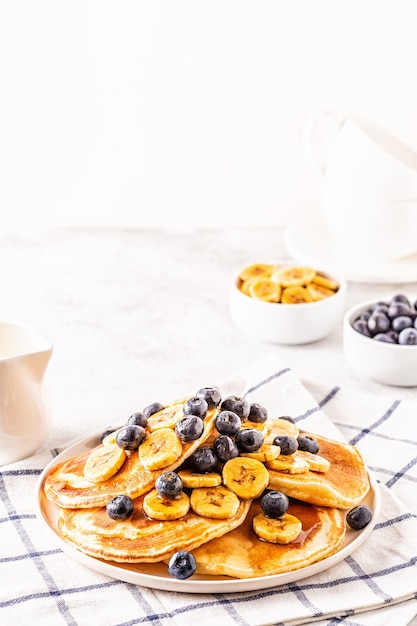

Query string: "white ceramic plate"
[[284, 214, 417, 284], [34, 431, 381, 593]]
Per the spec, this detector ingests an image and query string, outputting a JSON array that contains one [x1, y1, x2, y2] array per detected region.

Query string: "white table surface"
[[1, 226, 416, 449]]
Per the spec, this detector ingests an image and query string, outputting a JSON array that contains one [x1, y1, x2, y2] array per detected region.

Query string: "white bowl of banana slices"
[[229, 262, 347, 345]]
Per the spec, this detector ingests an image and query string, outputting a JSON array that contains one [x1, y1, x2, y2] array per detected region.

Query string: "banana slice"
[[240, 420, 271, 437], [240, 444, 281, 462], [312, 273, 339, 291], [253, 512, 302, 544], [306, 283, 336, 301], [83, 444, 126, 483], [178, 469, 222, 488], [267, 454, 310, 474], [139, 428, 182, 470], [239, 263, 276, 281], [190, 485, 240, 519], [143, 489, 190, 521], [222, 457, 269, 499], [272, 266, 316, 287], [281, 286, 313, 304], [147, 404, 185, 431], [295, 450, 331, 473], [246, 277, 282, 302]]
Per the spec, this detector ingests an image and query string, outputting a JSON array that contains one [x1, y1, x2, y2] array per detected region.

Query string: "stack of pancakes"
[[42, 394, 371, 579]]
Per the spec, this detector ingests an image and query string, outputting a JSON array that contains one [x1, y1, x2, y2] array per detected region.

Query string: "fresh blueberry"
[[373, 333, 396, 343], [371, 303, 389, 316], [183, 396, 208, 419], [168, 551, 197, 579], [353, 319, 372, 337], [297, 435, 319, 454], [261, 491, 289, 518], [273, 435, 298, 455], [388, 301, 413, 319], [155, 472, 183, 499], [195, 387, 222, 409], [367, 312, 390, 335], [116, 424, 146, 450], [346, 504, 372, 530], [391, 315, 413, 332], [101, 428, 117, 442], [398, 327, 417, 345], [235, 428, 264, 452], [391, 294, 411, 307], [189, 446, 217, 472], [248, 403, 268, 424], [220, 395, 250, 419], [213, 435, 239, 462], [106, 495, 134, 520], [215, 410, 241, 436], [278, 415, 296, 424], [127, 411, 148, 428], [175, 415, 204, 442], [143, 402, 164, 418]]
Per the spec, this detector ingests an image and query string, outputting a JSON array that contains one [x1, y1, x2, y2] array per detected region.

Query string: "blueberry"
[[101, 428, 117, 442], [371, 303, 389, 316], [190, 446, 217, 472], [297, 435, 319, 454], [367, 312, 390, 335], [213, 435, 239, 462], [260, 491, 289, 518], [143, 402, 164, 418], [195, 387, 221, 409], [155, 472, 183, 499], [391, 294, 411, 307], [391, 315, 413, 332], [220, 395, 250, 419], [248, 403, 268, 424], [278, 415, 296, 424], [373, 333, 396, 343], [346, 504, 372, 530], [352, 319, 372, 337], [183, 396, 208, 419], [106, 495, 134, 520], [116, 424, 146, 450], [175, 415, 204, 442], [273, 435, 298, 455], [127, 411, 148, 428], [215, 410, 241, 436], [398, 327, 417, 345], [388, 301, 412, 320], [235, 428, 264, 452], [168, 551, 197, 579]]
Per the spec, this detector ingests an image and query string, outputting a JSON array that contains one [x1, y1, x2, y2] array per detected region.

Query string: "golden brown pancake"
[[192, 499, 346, 578], [58, 494, 252, 563], [44, 407, 218, 509], [267, 433, 370, 508]]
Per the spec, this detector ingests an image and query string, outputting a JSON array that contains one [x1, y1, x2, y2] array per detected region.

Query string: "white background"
[[1, 0, 417, 229]]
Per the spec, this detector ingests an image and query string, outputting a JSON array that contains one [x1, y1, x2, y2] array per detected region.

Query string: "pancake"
[[44, 405, 218, 509], [192, 498, 346, 578], [267, 433, 370, 508], [58, 493, 251, 563]]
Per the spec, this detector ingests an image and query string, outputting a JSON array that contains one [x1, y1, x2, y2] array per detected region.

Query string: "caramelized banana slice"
[[239, 263, 276, 281], [143, 489, 190, 521], [312, 273, 339, 291], [240, 420, 271, 437], [272, 265, 316, 287], [281, 285, 314, 304], [147, 404, 185, 431], [178, 470, 222, 488], [295, 450, 331, 473], [83, 444, 126, 483], [267, 455, 310, 474], [253, 512, 302, 544], [190, 485, 240, 519], [139, 428, 182, 470], [246, 277, 282, 302], [306, 283, 336, 301], [240, 444, 281, 462], [222, 457, 269, 499]]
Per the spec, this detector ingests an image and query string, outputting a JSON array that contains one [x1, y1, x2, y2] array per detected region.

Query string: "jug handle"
[[303, 109, 342, 177]]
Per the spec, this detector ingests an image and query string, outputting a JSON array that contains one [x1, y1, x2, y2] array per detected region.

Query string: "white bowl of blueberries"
[[343, 293, 417, 386]]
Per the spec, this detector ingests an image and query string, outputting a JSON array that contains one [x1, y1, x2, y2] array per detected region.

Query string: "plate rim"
[[34, 430, 381, 594]]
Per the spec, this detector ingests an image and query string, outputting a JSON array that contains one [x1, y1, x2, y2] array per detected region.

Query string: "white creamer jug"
[[0, 322, 52, 465]]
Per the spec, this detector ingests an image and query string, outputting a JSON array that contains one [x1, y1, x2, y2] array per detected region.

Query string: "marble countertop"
[[1, 227, 416, 448]]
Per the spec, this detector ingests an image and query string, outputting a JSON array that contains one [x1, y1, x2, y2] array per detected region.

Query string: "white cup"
[[305, 110, 417, 260]]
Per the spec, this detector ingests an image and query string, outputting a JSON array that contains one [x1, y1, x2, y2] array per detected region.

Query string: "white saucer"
[[284, 213, 417, 283]]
